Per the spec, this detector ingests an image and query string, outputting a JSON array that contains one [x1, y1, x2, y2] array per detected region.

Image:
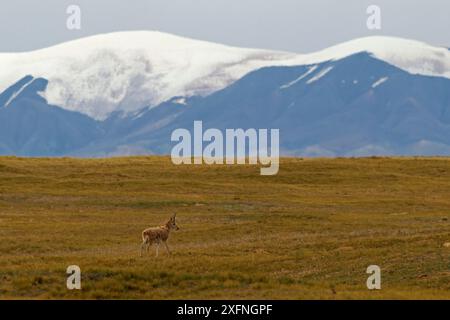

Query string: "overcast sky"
[[1, 0, 448, 53]]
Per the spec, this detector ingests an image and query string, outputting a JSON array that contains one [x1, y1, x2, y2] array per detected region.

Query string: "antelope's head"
[[167, 213, 180, 231]]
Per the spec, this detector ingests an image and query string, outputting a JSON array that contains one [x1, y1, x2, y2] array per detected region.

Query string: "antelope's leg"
[[141, 237, 148, 257], [140, 241, 145, 257], [163, 241, 171, 255], [155, 242, 160, 257]]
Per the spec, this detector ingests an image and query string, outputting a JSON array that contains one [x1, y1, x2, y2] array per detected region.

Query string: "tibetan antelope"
[[140, 213, 180, 257]]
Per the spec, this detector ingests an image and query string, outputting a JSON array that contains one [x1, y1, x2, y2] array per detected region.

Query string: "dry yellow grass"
[[0, 156, 449, 299]]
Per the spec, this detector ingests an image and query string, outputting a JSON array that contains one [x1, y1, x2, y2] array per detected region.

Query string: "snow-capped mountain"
[[0, 31, 296, 120], [1, 32, 450, 157], [1, 31, 450, 120], [286, 36, 450, 79], [0, 76, 101, 156], [71, 51, 450, 157]]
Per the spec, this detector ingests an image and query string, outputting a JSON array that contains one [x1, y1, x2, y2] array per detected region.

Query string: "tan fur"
[[140, 213, 179, 257]]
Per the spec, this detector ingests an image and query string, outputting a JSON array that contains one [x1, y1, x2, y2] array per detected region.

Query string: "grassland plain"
[[0, 156, 449, 299]]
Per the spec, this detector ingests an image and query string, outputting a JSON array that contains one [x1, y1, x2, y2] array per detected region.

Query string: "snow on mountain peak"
[[289, 36, 450, 78], [0, 32, 449, 120], [0, 31, 294, 120]]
